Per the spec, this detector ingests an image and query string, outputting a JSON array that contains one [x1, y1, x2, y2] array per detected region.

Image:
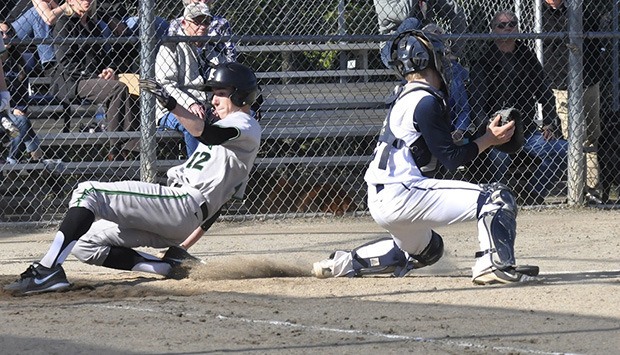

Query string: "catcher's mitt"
[[490, 108, 524, 154]]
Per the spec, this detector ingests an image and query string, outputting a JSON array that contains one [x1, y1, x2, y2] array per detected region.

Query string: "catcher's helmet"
[[389, 30, 451, 93], [203, 62, 258, 107]]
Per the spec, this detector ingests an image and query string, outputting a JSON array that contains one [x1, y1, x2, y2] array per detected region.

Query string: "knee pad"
[[410, 231, 444, 269], [482, 182, 518, 215], [477, 183, 518, 269]]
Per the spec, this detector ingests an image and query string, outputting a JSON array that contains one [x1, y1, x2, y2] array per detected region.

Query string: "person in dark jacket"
[[469, 10, 568, 205]]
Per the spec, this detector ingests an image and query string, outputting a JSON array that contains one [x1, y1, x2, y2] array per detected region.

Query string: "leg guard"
[[351, 233, 443, 277], [476, 183, 518, 270], [351, 237, 411, 277]]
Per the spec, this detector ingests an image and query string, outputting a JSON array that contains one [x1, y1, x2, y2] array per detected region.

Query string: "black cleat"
[[4, 262, 71, 295]]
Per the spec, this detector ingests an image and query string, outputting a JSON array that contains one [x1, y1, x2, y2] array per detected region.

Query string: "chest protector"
[[377, 83, 449, 177]]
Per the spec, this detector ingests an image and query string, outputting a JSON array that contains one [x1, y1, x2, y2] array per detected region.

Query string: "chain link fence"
[[1, 0, 619, 224]]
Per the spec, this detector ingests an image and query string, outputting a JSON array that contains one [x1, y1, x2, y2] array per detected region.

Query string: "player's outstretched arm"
[[180, 226, 206, 250]]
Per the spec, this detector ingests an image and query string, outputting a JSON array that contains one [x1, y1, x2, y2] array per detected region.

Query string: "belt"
[[200, 202, 209, 221], [376, 184, 384, 193]]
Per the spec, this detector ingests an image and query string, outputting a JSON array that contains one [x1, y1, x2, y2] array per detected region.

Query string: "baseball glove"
[[139, 78, 177, 111], [490, 108, 524, 154]]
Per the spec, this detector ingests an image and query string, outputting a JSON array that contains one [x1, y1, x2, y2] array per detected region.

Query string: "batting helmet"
[[203, 62, 259, 107], [388, 30, 451, 93]]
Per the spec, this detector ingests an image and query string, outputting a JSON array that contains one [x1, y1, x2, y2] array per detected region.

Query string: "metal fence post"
[[139, 0, 157, 183], [567, 0, 586, 205]]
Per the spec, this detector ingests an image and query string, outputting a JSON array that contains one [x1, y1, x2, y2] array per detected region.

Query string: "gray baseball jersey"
[[69, 111, 261, 265]]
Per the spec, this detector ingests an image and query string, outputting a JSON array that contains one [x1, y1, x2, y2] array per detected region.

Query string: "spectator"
[[1, 25, 64, 169], [422, 23, 472, 145], [469, 10, 568, 205], [1, 33, 12, 117], [168, 0, 237, 65], [542, 0, 604, 200], [5, 0, 74, 76], [374, 0, 468, 62], [1, 24, 42, 163], [51, 0, 139, 161], [156, 3, 217, 157]]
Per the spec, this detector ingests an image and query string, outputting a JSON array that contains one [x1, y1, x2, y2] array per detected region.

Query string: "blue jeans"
[[159, 113, 198, 157], [488, 131, 568, 197], [11, 7, 55, 65], [5, 114, 41, 162]]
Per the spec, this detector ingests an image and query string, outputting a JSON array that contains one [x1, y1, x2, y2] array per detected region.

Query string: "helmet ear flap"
[[229, 88, 258, 107]]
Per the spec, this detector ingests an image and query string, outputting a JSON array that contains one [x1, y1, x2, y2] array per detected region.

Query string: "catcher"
[[4, 62, 261, 295], [313, 29, 539, 284]]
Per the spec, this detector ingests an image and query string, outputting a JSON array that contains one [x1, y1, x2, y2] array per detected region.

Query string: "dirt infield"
[[1, 208, 619, 354]]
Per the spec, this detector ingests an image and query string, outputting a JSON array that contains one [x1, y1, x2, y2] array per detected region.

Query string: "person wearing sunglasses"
[[469, 10, 568, 206], [168, 0, 237, 65]]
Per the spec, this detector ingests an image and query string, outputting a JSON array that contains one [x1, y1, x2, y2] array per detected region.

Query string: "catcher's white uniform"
[[71, 112, 261, 265], [321, 81, 530, 283], [364, 82, 483, 254]]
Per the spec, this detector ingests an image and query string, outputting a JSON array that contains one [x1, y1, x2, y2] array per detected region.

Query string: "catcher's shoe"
[[472, 266, 540, 285], [312, 258, 335, 279], [4, 262, 71, 295]]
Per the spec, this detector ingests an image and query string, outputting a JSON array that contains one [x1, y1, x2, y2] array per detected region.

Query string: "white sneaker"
[[472, 266, 540, 285], [312, 258, 335, 279]]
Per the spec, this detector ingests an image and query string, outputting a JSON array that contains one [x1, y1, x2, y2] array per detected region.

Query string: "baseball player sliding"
[[5, 62, 261, 295], [313, 29, 539, 284]]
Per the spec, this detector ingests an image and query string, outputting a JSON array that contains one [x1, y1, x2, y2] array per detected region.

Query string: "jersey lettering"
[[186, 151, 212, 170]]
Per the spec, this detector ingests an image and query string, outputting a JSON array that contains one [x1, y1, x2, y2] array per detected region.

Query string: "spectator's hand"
[[139, 78, 177, 111], [13, 108, 26, 116], [99, 68, 116, 80], [188, 103, 206, 120]]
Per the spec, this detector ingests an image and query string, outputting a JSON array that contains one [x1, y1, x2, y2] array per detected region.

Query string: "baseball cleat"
[[472, 266, 541, 285], [4, 262, 71, 295], [312, 258, 335, 278]]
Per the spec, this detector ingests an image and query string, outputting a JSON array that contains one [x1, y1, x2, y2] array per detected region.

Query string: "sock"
[[39, 207, 95, 268], [102, 246, 171, 276], [132, 262, 172, 276]]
